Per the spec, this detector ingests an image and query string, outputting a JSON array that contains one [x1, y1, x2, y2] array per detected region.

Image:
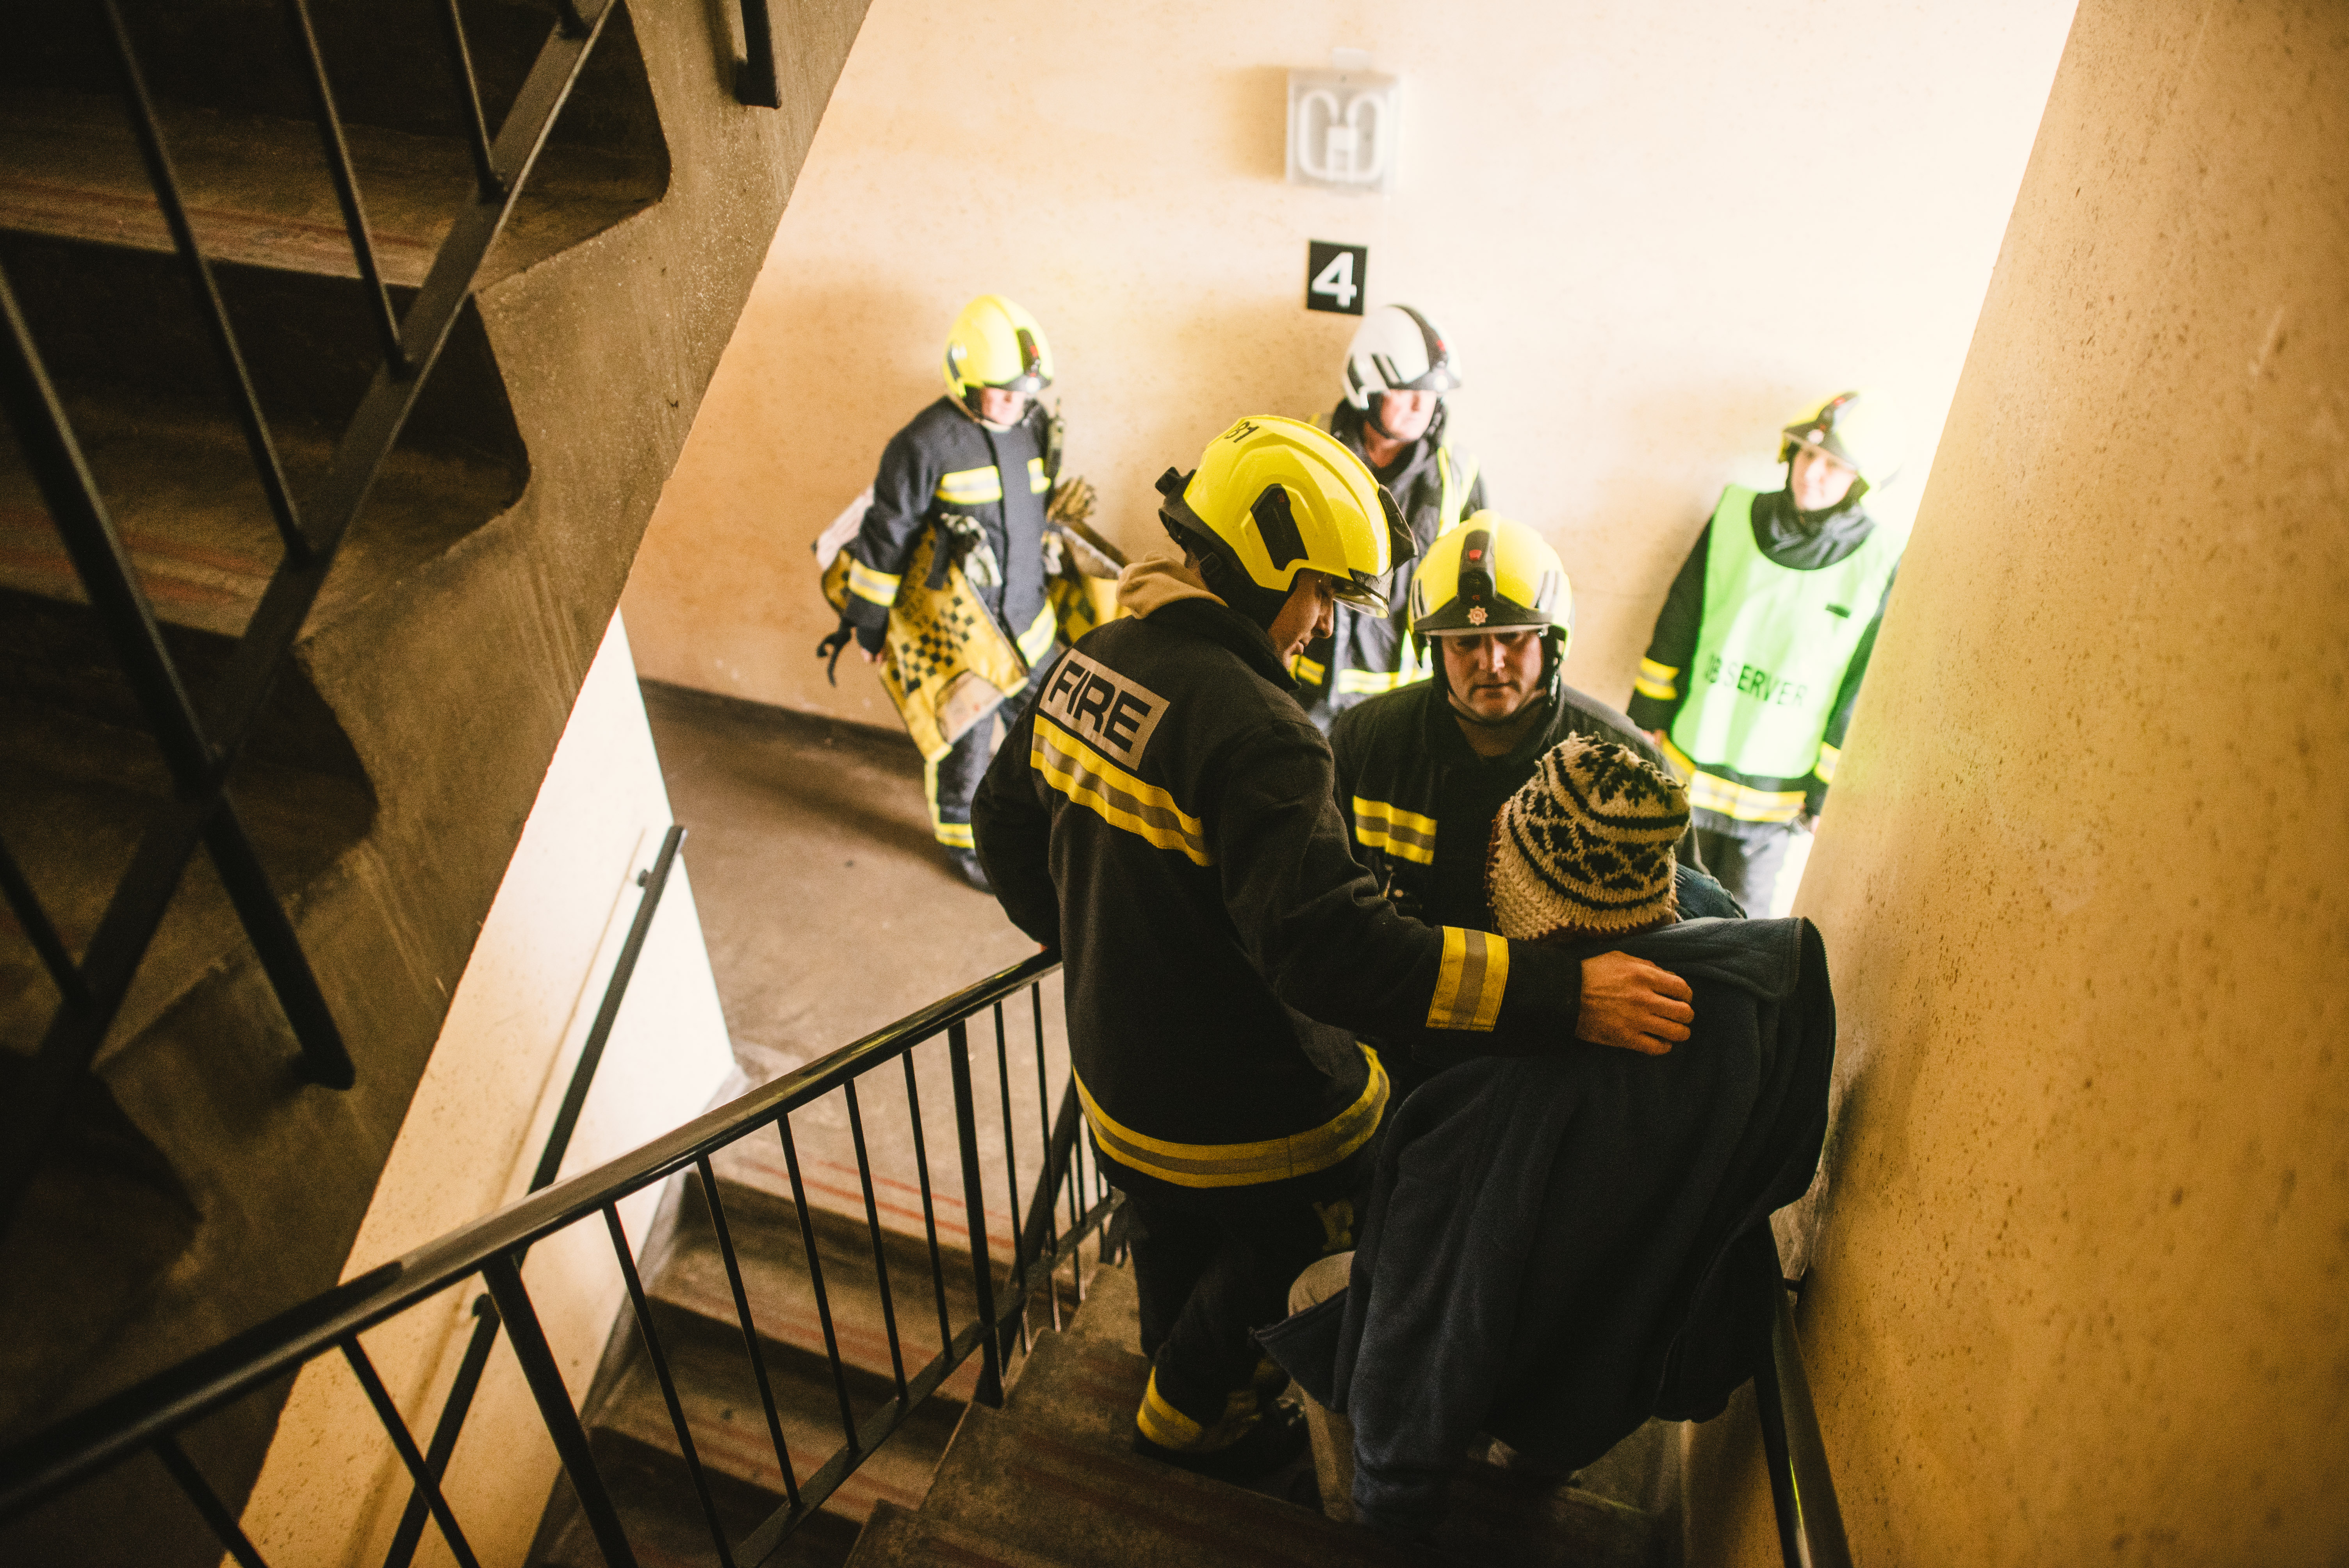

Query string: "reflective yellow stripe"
[[1016, 601, 1057, 664], [847, 559, 901, 608], [1353, 796, 1436, 866], [1427, 927, 1509, 1032], [1635, 657, 1681, 702], [1136, 1370, 1260, 1452], [1289, 654, 1326, 684], [1027, 456, 1050, 494], [1659, 732, 1807, 822], [1334, 665, 1422, 697], [936, 465, 1003, 505], [1077, 1051, 1387, 1189], [1813, 743, 1839, 784], [1032, 716, 1211, 865]]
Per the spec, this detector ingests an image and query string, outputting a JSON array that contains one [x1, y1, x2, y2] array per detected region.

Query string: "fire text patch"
[[1036, 649, 1169, 766]]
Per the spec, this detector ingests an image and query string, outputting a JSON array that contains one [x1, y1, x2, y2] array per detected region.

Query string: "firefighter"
[[1291, 304, 1486, 728], [1627, 392, 1910, 913], [971, 417, 1695, 1483], [1330, 515, 1735, 1105], [819, 295, 1063, 891]]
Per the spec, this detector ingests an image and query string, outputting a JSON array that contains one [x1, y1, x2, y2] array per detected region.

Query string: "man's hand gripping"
[[1577, 953, 1694, 1055]]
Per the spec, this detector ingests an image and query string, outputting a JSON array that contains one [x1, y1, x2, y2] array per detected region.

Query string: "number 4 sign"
[[1305, 241, 1367, 316]]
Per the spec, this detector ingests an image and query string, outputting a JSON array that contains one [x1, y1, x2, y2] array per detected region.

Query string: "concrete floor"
[[643, 682, 1086, 1257]]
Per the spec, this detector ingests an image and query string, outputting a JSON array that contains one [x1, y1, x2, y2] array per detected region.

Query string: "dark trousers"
[[1691, 820, 1804, 915], [924, 720, 994, 849], [1107, 1143, 1369, 1447]]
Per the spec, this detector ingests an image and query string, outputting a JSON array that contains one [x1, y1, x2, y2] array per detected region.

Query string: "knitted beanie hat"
[[1487, 736, 1688, 941]]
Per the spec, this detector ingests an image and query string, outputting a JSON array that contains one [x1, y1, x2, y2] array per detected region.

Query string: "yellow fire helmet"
[[1154, 415, 1413, 615], [1779, 390, 1907, 495], [942, 294, 1053, 412], [1410, 512, 1572, 647]]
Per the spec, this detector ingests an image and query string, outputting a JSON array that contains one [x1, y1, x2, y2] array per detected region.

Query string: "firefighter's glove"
[[816, 616, 883, 685]]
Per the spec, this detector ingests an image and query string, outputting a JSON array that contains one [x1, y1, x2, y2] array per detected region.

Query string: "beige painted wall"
[[621, 0, 2076, 725], [1687, 1, 2349, 1562], [232, 612, 736, 1568]]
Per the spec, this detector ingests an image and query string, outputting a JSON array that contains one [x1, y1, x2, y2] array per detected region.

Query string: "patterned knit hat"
[[1487, 737, 1687, 941]]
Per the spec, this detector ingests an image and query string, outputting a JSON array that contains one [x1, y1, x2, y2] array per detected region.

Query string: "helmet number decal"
[[1305, 241, 1367, 315]]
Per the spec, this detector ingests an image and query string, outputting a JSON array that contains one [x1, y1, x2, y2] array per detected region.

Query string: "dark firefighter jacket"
[[839, 396, 1058, 661], [971, 559, 1594, 1190], [1292, 400, 1486, 727], [1256, 916, 1835, 1537], [1627, 486, 1896, 826]]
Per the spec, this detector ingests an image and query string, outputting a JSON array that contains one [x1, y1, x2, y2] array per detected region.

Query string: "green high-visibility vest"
[[1669, 486, 1905, 781]]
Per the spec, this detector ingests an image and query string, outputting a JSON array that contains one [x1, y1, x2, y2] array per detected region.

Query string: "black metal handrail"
[[1756, 1273, 1854, 1568], [0, 948, 1110, 1568], [0, 0, 623, 1243]]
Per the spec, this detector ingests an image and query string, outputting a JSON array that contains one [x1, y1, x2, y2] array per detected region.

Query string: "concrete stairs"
[[0, 0, 871, 1562], [842, 1262, 1671, 1568], [529, 1155, 1082, 1567]]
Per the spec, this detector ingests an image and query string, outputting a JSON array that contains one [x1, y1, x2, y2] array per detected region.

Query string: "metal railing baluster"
[[380, 1295, 500, 1568], [481, 1255, 640, 1568], [0, 834, 86, 1007], [278, 0, 406, 372], [991, 1005, 1028, 1352], [842, 1081, 909, 1401], [602, 1206, 734, 1568], [777, 1114, 860, 1449], [432, 0, 506, 198], [695, 1153, 801, 1510], [734, 0, 781, 108], [1030, 992, 1066, 1329], [203, 802, 353, 1087], [94, 0, 311, 559], [153, 1434, 271, 1568], [340, 1336, 482, 1568], [947, 1020, 1005, 1408], [900, 1050, 955, 1365]]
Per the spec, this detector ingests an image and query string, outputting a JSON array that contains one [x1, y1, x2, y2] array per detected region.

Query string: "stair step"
[[844, 1499, 1080, 1568], [0, 392, 519, 640], [528, 1426, 856, 1568], [593, 1295, 960, 1526], [921, 1404, 1427, 1568], [1062, 1256, 1139, 1350], [1001, 1326, 1148, 1452]]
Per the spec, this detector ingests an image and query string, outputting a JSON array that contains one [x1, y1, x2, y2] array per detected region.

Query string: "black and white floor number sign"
[[1305, 241, 1367, 316]]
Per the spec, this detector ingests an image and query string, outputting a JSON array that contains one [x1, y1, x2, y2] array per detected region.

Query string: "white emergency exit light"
[[1287, 52, 1400, 197]]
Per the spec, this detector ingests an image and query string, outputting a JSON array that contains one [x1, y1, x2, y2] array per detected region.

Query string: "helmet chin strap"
[[1446, 686, 1551, 729]]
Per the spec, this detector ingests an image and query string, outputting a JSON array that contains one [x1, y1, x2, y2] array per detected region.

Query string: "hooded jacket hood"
[[1116, 553, 1224, 619]]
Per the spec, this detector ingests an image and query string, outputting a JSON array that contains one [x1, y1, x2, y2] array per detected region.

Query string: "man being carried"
[[972, 417, 1694, 1483], [1264, 738, 1834, 1537]]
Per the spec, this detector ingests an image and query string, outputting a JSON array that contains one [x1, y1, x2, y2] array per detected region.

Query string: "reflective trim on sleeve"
[[1426, 927, 1509, 1032], [1635, 657, 1681, 702], [1353, 795, 1437, 866], [1334, 665, 1424, 697], [1288, 653, 1326, 684], [1076, 1050, 1388, 1189], [847, 559, 902, 608], [1017, 601, 1058, 664], [1032, 715, 1211, 865], [1027, 456, 1051, 494], [1813, 743, 1839, 784], [936, 465, 1005, 505]]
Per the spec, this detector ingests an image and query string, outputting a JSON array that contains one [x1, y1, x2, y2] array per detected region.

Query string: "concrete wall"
[[620, 0, 2075, 725], [1686, 2, 2349, 1562], [231, 613, 736, 1568]]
